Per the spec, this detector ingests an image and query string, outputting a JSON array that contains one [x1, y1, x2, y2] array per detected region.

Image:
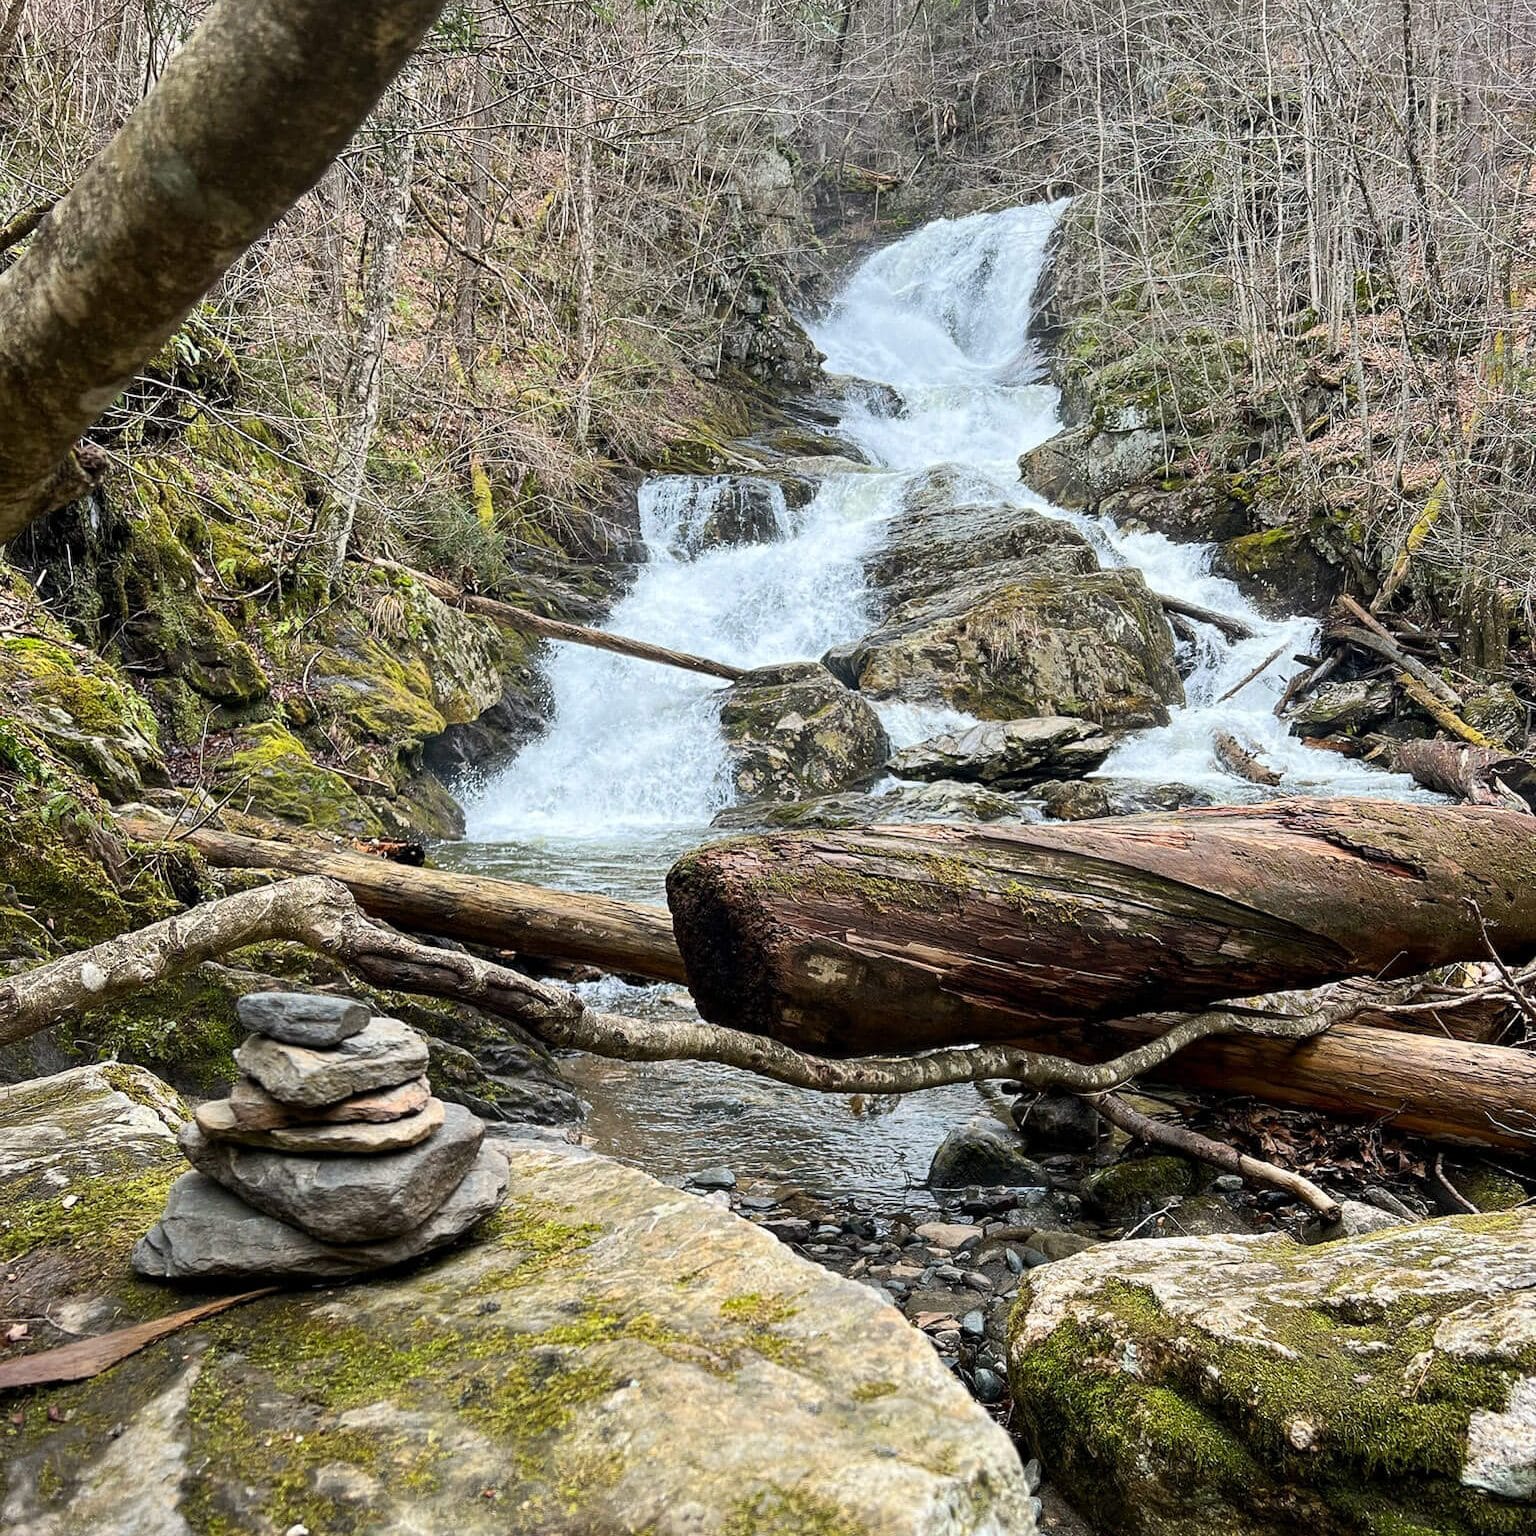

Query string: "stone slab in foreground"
[[1008, 1213, 1536, 1535], [1, 1065, 1036, 1535]]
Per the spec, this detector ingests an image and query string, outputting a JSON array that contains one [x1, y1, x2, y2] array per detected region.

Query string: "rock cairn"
[[133, 992, 509, 1281]]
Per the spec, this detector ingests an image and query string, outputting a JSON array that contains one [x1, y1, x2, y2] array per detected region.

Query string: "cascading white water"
[[464, 200, 1428, 889]]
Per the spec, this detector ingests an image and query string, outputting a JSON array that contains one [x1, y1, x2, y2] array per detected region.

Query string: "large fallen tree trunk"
[[9, 875, 1536, 1149], [666, 801, 1536, 1054], [121, 817, 685, 983]]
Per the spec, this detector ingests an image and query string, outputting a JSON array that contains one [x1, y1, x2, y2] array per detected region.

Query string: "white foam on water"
[[465, 199, 1428, 857]]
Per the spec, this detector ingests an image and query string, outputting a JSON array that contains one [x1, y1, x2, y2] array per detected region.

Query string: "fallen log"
[[119, 816, 686, 983], [1366, 736, 1533, 810], [665, 801, 1536, 1055], [1092, 1013, 1536, 1148], [370, 557, 744, 683], [1213, 729, 1283, 787], [1152, 592, 1257, 643], [9, 875, 1536, 1148]]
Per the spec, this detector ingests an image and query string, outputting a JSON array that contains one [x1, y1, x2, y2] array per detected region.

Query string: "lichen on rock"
[[1007, 1212, 1536, 1535], [1, 1068, 1038, 1536]]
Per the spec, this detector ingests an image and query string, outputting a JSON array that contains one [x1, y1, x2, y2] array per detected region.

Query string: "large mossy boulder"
[[1007, 1213, 1536, 1535], [848, 468, 1183, 728], [719, 662, 890, 802], [847, 569, 1184, 729], [1, 1067, 1037, 1536], [869, 472, 1100, 612]]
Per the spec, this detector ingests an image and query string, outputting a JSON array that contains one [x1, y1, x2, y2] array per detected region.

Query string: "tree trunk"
[[0, 0, 27, 85], [453, 3, 496, 377], [0, 0, 448, 543], [321, 92, 417, 587], [666, 801, 1536, 1055], [120, 818, 686, 982]]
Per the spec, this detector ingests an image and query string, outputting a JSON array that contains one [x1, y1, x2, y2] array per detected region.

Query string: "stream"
[[448, 200, 1432, 1206]]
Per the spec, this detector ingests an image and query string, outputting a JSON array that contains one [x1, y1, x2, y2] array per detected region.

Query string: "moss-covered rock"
[[1212, 524, 1341, 619], [719, 662, 891, 803], [2, 1070, 1038, 1536], [1080, 1155, 1206, 1222], [849, 569, 1185, 729], [1008, 1213, 1536, 1535], [210, 720, 384, 837], [868, 472, 1099, 612]]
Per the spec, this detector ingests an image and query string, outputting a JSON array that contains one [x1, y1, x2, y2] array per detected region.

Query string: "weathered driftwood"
[[0, 0, 450, 540], [1152, 592, 1257, 642], [1213, 729, 1283, 787], [119, 816, 686, 983], [665, 801, 1536, 1055], [1094, 1091, 1340, 1222], [370, 557, 745, 683]]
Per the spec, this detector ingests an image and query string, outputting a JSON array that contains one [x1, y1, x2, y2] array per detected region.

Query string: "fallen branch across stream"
[[13, 861, 1536, 1147], [0, 875, 1340, 1098], [370, 557, 745, 682]]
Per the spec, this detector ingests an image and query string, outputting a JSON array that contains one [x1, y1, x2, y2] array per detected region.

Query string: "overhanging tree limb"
[[0, 0, 449, 542]]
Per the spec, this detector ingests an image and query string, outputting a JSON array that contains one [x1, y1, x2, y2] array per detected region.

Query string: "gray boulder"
[[178, 1103, 484, 1241], [1009, 1212, 1536, 1534], [929, 1116, 1051, 1190], [847, 569, 1184, 729], [1018, 423, 1165, 509], [1287, 679, 1395, 739], [234, 990, 371, 1047], [712, 777, 1028, 830], [869, 473, 1099, 612], [5, 1065, 1038, 1536], [234, 1015, 429, 1107], [1031, 776, 1221, 821], [891, 717, 1115, 787], [719, 661, 890, 802], [132, 1148, 510, 1281]]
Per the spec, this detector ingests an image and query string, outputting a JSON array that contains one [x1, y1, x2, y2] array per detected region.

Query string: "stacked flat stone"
[[133, 992, 509, 1281]]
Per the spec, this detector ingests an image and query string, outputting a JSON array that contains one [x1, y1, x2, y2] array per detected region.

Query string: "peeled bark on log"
[[119, 816, 685, 983], [1367, 736, 1534, 810], [666, 801, 1536, 1055]]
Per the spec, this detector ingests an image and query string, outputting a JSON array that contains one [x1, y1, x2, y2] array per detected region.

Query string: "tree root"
[[0, 876, 1345, 1098]]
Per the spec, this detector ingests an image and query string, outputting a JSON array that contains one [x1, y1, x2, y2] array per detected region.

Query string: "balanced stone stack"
[[133, 992, 509, 1281]]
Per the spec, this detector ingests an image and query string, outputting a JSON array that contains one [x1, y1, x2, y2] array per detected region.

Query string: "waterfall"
[[464, 202, 1426, 877]]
